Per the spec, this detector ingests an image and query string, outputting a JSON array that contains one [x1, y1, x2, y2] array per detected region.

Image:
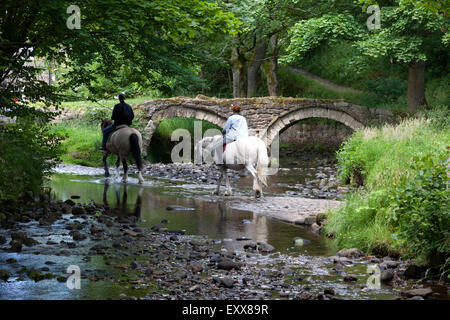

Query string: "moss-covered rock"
[[0, 270, 11, 281]]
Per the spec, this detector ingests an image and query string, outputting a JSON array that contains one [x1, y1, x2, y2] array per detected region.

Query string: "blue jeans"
[[102, 124, 116, 146]]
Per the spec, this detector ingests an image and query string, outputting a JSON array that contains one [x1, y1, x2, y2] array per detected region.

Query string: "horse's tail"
[[256, 141, 269, 187], [130, 133, 142, 171]]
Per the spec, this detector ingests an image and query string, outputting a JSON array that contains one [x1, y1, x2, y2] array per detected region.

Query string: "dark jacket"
[[112, 102, 134, 126]]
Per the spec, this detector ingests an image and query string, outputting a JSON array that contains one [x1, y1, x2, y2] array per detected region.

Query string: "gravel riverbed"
[[0, 195, 447, 300]]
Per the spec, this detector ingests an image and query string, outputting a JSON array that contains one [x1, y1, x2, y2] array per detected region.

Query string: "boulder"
[[10, 240, 22, 252], [0, 270, 11, 281], [217, 260, 240, 271], [403, 288, 433, 298], [71, 206, 86, 215], [380, 269, 394, 283], [337, 248, 364, 258], [257, 242, 275, 253], [343, 275, 358, 282], [219, 277, 234, 288]]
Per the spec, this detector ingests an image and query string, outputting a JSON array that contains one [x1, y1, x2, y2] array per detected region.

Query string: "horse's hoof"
[[138, 180, 144, 184], [224, 192, 232, 197], [212, 191, 219, 196]]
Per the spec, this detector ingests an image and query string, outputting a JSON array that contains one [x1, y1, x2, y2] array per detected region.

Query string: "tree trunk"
[[247, 41, 267, 98], [262, 34, 279, 96], [407, 60, 427, 112], [230, 47, 246, 98]]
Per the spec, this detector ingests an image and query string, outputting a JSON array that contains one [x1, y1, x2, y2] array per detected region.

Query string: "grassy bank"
[[324, 108, 449, 268], [49, 120, 112, 167]]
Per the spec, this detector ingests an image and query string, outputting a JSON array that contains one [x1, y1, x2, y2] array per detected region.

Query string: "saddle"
[[106, 125, 129, 144]]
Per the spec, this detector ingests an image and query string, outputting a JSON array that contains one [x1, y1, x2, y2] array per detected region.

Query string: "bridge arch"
[[142, 104, 227, 150], [262, 106, 365, 146]]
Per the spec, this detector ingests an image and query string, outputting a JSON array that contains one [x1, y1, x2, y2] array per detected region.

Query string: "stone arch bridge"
[[137, 95, 394, 150]]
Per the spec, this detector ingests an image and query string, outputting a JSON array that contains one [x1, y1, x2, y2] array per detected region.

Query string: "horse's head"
[[101, 119, 113, 131], [194, 135, 221, 164]]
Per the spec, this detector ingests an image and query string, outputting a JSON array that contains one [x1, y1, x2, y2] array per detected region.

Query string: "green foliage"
[[361, 78, 407, 103], [282, 14, 363, 65], [325, 190, 394, 255], [82, 108, 112, 125], [282, 1, 449, 112], [326, 114, 450, 264], [425, 74, 450, 107], [386, 0, 450, 14], [0, 118, 63, 202], [355, 4, 448, 64], [388, 153, 449, 263], [1, 0, 239, 103], [423, 105, 450, 130]]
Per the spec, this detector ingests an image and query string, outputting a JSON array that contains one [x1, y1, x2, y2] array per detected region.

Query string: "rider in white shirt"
[[216, 104, 248, 164]]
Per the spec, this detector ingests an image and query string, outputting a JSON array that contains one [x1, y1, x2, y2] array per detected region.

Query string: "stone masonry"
[[137, 95, 394, 149]]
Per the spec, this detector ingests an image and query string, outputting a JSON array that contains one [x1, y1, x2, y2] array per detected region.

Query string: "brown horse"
[[101, 119, 144, 184]]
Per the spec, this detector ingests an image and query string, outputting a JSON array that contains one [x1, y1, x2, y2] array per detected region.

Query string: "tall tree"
[[283, 0, 449, 112], [219, 0, 320, 98], [0, 0, 238, 201]]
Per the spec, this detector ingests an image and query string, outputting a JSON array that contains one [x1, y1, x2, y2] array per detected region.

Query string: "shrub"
[[388, 153, 449, 264], [82, 107, 111, 124], [0, 118, 62, 203]]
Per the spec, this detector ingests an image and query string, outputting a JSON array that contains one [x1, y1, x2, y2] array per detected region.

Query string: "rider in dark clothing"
[[100, 93, 134, 150]]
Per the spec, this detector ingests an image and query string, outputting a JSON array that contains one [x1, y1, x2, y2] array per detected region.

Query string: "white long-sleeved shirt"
[[222, 114, 248, 141]]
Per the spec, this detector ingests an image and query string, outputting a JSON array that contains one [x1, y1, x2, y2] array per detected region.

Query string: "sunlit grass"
[[49, 120, 113, 167]]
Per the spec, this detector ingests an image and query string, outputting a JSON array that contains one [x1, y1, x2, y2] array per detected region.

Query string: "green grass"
[[49, 120, 112, 167], [58, 95, 155, 111], [276, 66, 408, 111], [324, 109, 450, 262]]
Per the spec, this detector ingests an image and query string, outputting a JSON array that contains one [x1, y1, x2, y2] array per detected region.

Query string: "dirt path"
[[286, 67, 363, 94]]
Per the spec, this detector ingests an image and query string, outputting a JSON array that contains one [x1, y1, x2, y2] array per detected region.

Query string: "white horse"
[[195, 135, 269, 198]]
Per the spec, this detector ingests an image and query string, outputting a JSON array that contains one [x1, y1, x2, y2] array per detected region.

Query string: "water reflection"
[[49, 173, 336, 255], [102, 182, 143, 219]]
